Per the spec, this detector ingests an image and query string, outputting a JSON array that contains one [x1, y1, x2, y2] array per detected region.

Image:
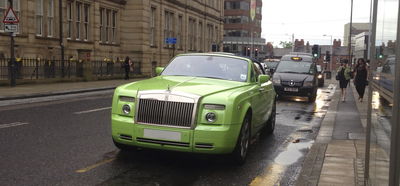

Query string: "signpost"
[[165, 37, 177, 58], [2, 3, 19, 87]]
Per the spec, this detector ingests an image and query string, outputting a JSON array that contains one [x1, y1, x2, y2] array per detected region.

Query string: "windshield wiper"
[[198, 76, 226, 80]]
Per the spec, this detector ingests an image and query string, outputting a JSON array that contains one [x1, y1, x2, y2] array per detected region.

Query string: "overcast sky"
[[261, 0, 372, 47]]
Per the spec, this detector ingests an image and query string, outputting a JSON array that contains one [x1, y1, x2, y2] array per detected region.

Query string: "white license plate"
[[143, 129, 181, 141], [284, 87, 298, 92]]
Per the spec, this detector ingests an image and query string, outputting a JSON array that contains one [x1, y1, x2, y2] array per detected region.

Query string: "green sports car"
[[111, 53, 276, 164]]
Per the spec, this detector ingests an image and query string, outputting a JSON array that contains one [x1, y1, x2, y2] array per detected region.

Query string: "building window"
[[188, 18, 196, 51], [36, 0, 43, 36], [150, 7, 156, 46], [83, 4, 89, 41], [164, 11, 174, 47], [76, 2, 81, 40], [111, 10, 116, 43], [100, 7, 117, 44], [198, 22, 203, 51], [178, 15, 183, 49], [105, 9, 110, 42], [207, 24, 213, 51], [47, 0, 54, 37], [67, 2, 72, 39], [100, 8, 104, 42]]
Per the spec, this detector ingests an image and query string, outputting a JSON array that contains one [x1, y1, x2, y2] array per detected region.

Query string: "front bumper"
[[274, 85, 315, 97], [111, 114, 242, 154]]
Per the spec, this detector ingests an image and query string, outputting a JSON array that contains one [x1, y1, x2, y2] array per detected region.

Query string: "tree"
[[279, 41, 293, 48]]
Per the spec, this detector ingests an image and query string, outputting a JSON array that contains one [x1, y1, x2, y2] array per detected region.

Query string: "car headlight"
[[122, 104, 131, 114], [204, 104, 225, 110], [318, 74, 323, 79], [272, 78, 281, 84], [119, 96, 135, 102], [303, 81, 314, 87], [205, 112, 217, 123]]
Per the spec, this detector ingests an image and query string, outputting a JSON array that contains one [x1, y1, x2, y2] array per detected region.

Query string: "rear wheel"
[[231, 115, 251, 165], [264, 101, 276, 134], [308, 89, 317, 102]]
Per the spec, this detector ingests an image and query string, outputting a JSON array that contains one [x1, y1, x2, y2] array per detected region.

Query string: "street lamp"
[[323, 34, 333, 71]]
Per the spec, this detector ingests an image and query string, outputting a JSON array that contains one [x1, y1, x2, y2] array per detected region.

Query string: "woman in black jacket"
[[353, 58, 368, 102]]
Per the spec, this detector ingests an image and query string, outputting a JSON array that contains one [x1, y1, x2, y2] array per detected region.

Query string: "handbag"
[[335, 74, 340, 80]]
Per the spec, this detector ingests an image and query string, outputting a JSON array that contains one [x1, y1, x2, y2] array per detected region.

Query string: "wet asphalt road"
[[0, 84, 335, 186]]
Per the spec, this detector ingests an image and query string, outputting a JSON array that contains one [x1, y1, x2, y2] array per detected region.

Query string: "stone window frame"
[[100, 5, 118, 44], [163, 10, 175, 48], [47, 0, 54, 37], [149, 6, 157, 47], [36, 0, 44, 36]]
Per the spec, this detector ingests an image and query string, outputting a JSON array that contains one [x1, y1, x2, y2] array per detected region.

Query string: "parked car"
[[111, 53, 276, 164], [316, 65, 324, 87], [272, 53, 318, 102]]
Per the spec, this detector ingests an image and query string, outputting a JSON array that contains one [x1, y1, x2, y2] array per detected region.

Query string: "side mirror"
[[155, 67, 164, 76], [258, 74, 270, 85]]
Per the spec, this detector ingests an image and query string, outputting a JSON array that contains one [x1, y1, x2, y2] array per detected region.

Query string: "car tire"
[[308, 90, 317, 102], [113, 139, 134, 151], [231, 114, 251, 165], [264, 101, 276, 135]]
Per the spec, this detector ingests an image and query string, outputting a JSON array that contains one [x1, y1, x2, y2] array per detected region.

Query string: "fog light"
[[205, 112, 217, 123], [122, 104, 131, 114]]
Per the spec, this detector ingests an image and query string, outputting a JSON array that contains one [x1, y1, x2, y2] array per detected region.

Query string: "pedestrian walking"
[[124, 56, 132, 80], [336, 60, 351, 102], [353, 58, 368, 102]]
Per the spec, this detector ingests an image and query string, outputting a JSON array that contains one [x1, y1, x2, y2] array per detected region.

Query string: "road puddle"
[[274, 140, 314, 166]]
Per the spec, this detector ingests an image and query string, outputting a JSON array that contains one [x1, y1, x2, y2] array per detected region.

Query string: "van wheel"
[[231, 115, 251, 165]]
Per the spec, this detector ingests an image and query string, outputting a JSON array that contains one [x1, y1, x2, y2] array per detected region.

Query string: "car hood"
[[120, 76, 248, 97], [273, 72, 313, 82]]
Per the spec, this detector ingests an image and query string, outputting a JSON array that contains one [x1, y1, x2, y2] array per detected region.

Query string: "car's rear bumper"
[[111, 114, 242, 154]]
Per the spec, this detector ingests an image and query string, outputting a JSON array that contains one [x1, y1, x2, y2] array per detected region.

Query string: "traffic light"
[[247, 47, 251, 56], [255, 48, 258, 58], [312, 45, 319, 58], [377, 46, 384, 59], [325, 51, 330, 61]]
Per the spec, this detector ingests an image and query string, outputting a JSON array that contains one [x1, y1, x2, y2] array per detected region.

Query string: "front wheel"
[[231, 115, 251, 165]]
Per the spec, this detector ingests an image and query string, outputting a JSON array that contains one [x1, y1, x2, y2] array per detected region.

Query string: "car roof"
[[281, 54, 314, 63]]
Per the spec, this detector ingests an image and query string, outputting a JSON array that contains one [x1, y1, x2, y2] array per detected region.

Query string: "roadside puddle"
[[274, 139, 314, 166]]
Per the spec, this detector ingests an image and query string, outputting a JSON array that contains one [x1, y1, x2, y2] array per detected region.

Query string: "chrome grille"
[[137, 99, 195, 128]]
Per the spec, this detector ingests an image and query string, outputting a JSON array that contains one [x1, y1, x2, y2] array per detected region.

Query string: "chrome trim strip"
[[136, 137, 190, 147]]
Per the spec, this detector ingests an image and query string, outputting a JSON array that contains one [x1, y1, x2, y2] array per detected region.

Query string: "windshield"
[[162, 55, 249, 82], [266, 62, 279, 68], [275, 61, 312, 74]]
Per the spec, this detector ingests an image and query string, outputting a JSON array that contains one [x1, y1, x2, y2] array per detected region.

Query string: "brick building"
[[0, 0, 224, 76], [222, 0, 266, 58]]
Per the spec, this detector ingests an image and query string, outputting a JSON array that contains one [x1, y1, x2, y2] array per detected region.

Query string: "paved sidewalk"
[[0, 78, 144, 100], [297, 80, 368, 186]]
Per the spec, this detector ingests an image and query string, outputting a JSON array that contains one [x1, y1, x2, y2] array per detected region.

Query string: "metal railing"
[[0, 58, 142, 80]]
